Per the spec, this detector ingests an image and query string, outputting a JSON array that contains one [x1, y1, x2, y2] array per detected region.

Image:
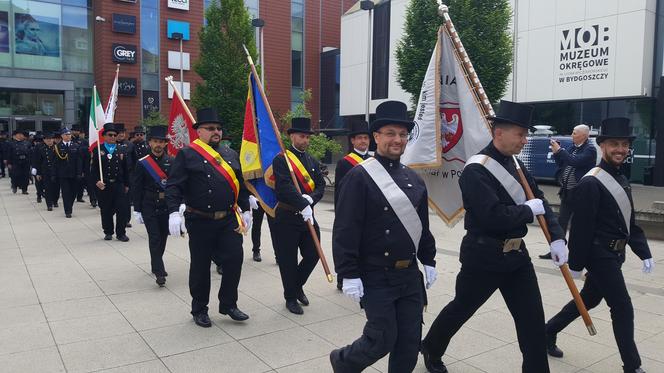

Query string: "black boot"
[[546, 333, 564, 358], [252, 250, 262, 262], [539, 252, 552, 259], [421, 344, 447, 373]]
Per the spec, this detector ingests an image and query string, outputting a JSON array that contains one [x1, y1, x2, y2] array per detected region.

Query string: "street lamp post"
[[252, 18, 266, 86], [360, 1, 374, 124], [172, 32, 185, 97]]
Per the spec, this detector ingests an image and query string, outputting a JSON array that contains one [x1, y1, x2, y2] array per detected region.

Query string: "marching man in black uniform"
[[333, 119, 371, 290], [131, 126, 150, 161], [133, 126, 172, 287], [272, 117, 326, 315], [330, 101, 437, 372], [6, 130, 31, 194], [30, 133, 45, 203], [166, 108, 252, 327], [421, 101, 568, 373], [55, 128, 83, 218], [34, 133, 59, 211], [92, 123, 130, 242], [545, 118, 653, 373]]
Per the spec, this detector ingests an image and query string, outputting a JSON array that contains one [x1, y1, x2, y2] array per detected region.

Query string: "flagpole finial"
[[165, 76, 173, 82], [438, 3, 449, 17]]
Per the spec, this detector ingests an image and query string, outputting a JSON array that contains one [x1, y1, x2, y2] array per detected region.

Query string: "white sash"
[[584, 167, 632, 234], [465, 154, 526, 205], [361, 157, 423, 252]]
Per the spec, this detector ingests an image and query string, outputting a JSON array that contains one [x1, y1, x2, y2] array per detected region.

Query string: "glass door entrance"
[[8, 116, 62, 134]]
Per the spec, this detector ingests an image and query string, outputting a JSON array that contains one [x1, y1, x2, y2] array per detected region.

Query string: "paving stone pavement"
[[0, 178, 663, 373]]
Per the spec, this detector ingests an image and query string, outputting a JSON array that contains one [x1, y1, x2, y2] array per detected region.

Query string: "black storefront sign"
[[143, 91, 160, 118], [112, 43, 137, 64], [112, 14, 136, 34], [118, 78, 137, 96]]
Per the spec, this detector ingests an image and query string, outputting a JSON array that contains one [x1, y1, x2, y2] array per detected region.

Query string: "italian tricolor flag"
[[88, 86, 106, 152]]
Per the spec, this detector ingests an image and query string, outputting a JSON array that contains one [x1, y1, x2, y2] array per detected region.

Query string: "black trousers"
[[273, 212, 320, 301], [76, 176, 86, 200], [10, 165, 29, 190], [143, 210, 169, 276], [122, 186, 132, 224], [59, 177, 78, 215], [86, 173, 97, 203], [423, 263, 549, 373], [35, 177, 44, 199], [97, 182, 127, 236], [44, 177, 59, 208], [546, 257, 641, 371], [557, 189, 574, 234], [251, 206, 277, 253], [336, 267, 424, 372], [185, 216, 243, 315]]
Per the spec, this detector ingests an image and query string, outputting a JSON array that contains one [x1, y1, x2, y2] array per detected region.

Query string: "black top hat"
[[114, 123, 126, 132], [71, 124, 81, 131], [134, 126, 146, 134], [489, 100, 535, 130], [370, 101, 415, 133], [194, 108, 222, 128], [348, 119, 370, 137], [287, 117, 314, 135], [596, 117, 635, 144], [147, 126, 169, 140], [102, 123, 118, 135], [34, 133, 44, 141]]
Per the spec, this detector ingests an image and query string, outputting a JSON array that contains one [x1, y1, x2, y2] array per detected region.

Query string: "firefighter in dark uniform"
[[71, 124, 89, 203], [132, 126, 172, 287], [30, 133, 45, 203], [166, 108, 252, 327], [333, 119, 371, 290], [6, 130, 31, 194], [92, 123, 130, 242], [271, 117, 326, 315], [545, 118, 653, 373], [421, 101, 568, 373], [55, 128, 83, 218], [0, 131, 7, 178], [116, 123, 134, 227], [35, 133, 59, 211], [330, 101, 437, 372], [131, 126, 150, 160]]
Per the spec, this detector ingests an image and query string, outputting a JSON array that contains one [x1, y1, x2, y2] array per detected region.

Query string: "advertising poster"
[[0, 10, 9, 67], [12, 1, 62, 71]]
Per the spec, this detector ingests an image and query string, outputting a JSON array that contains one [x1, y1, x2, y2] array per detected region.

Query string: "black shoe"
[[286, 300, 303, 315], [116, 235, 129, 242], [539, 252, 552, 260], [91, 201, 97, 208], [22, 190, 28, 195], [103, 234, 112, 241], [11, 187, 16, 194], [337, 279, 343, 291], [126, 223, 132, 228], [77, 198, 84, 202], [193, 313, 212, 328], [546, 334, 564, 358], [220, 307, 249, 321], [421, 345, 448, 373], [627, 368, 646, 373], [47, 206, 53, 211], [329, 348, 344, 373], [216, 265, 223, 275], [37, 197, 42, 203], [156, 276, 166, 287], [54, 203, 59, 207], [65, 214, 72, 218], [297, 290, 309, 306], [252, 251, 262, 262]]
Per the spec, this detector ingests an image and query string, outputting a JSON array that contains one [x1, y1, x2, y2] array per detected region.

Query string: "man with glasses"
[[92, 123, 130, 242], [166, 108, 252, 328], [330, 101, 437, 372]]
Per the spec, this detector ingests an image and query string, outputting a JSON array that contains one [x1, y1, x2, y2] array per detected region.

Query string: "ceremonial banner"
[[166, 77, 197, 156], [402, 21, 492, 226], [104, 65, 120, 123], [88, 86, 106, 152]]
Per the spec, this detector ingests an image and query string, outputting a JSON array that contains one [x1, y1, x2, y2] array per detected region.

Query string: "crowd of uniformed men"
[[0, 99, 655, 373]]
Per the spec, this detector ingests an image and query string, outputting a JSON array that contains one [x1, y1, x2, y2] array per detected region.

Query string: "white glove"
[[302, 194, 313, 205], [549, 239, 569, 267], [241, 210, 253, 231], [342, 278, 364, 303], [570, 269, 583, 279], [168, 212, 182, 236], [524, 198, 545, 216], [178, 203, 186, 216], [424, 265, 437, 289], [642, 258, 654, 274], [249, 195, 259, 210], [300, 205, 314, 225], [31, 168, 37, 176], [133, 211, 144, 225]]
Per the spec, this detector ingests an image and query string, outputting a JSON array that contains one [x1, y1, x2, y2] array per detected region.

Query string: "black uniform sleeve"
[[121, 150, 130, 188], [165, 150, 187, 214], [75, 145, 83, 177], [416, 178, 436, 267], [332, 169, 367, 279], [334, 159, 352, 207], [628, 212, 652, 260], [460, 165, 534, 234], [307, 156, 326, 205], [132, 163, 146, 213], [227, 148, 250, 212], [522, 161, 565, 242], [568, 180, 598, 271], [91, 148, 100, 182], [273, 154, 309, 211]]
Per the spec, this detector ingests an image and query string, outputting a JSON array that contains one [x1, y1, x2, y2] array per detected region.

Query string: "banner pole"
[[94, 85, 104, 184], [165, 76, 196, 123]]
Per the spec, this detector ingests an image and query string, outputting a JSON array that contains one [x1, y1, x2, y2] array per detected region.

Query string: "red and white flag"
[[401, 20, 492, 226], [166, 78, 197, 156], [104, 65, 119, 123]]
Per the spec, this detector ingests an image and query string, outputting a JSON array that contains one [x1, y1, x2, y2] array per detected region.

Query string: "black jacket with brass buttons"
[[333, 154, 436, 279], [132, 153, 173, 215], [91, 144, 130, 187]]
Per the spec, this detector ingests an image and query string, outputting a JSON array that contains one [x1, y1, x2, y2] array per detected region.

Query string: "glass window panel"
[[291, 3, 303, 18], [142, 73, 159, 91], [292, 50, 302, 87], [141, 4, 159, 74], [291, 31, 302, 51], [0, 0, 10, 67], [62, 5, 92, 72], [62, 0, 90, 7], [12, 0, 63, 71], [291, 16, 303, 32]]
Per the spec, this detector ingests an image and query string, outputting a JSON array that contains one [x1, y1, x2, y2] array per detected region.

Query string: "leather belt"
[[594, 237, 627, 252], [474, 236, 523, 253], [185, 206, 230, 220], [276, 202, 299, 213], [364, 257, 414, 270], [107, 178, 117, 183]]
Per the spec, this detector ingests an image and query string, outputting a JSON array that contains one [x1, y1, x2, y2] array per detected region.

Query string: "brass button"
[[384, 206, 388, 211], [384, 252, 389, 256], [385, 229, 390, 234]]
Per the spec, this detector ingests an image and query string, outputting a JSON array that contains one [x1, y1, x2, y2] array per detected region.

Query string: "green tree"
[[396, 0, 512, 106], [192, 0, 258, 148], [141, 110, 167, 127]]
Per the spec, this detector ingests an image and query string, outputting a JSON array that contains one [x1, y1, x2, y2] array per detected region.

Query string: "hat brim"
[[370, 118, 415, 133], [348, 130, 370, 137], [193, 120, 223, 129], [596, 135, 636, 144], [489, 116, 536, 131], [148, 136, 169, 141], [102, 129, 118, 135], [287, 128, 314, 135]]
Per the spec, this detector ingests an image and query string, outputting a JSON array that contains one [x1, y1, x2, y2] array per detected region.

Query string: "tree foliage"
[[192, 0, 258, 149], [141, 110, 167, 127], [396, 0, 513, 106]]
